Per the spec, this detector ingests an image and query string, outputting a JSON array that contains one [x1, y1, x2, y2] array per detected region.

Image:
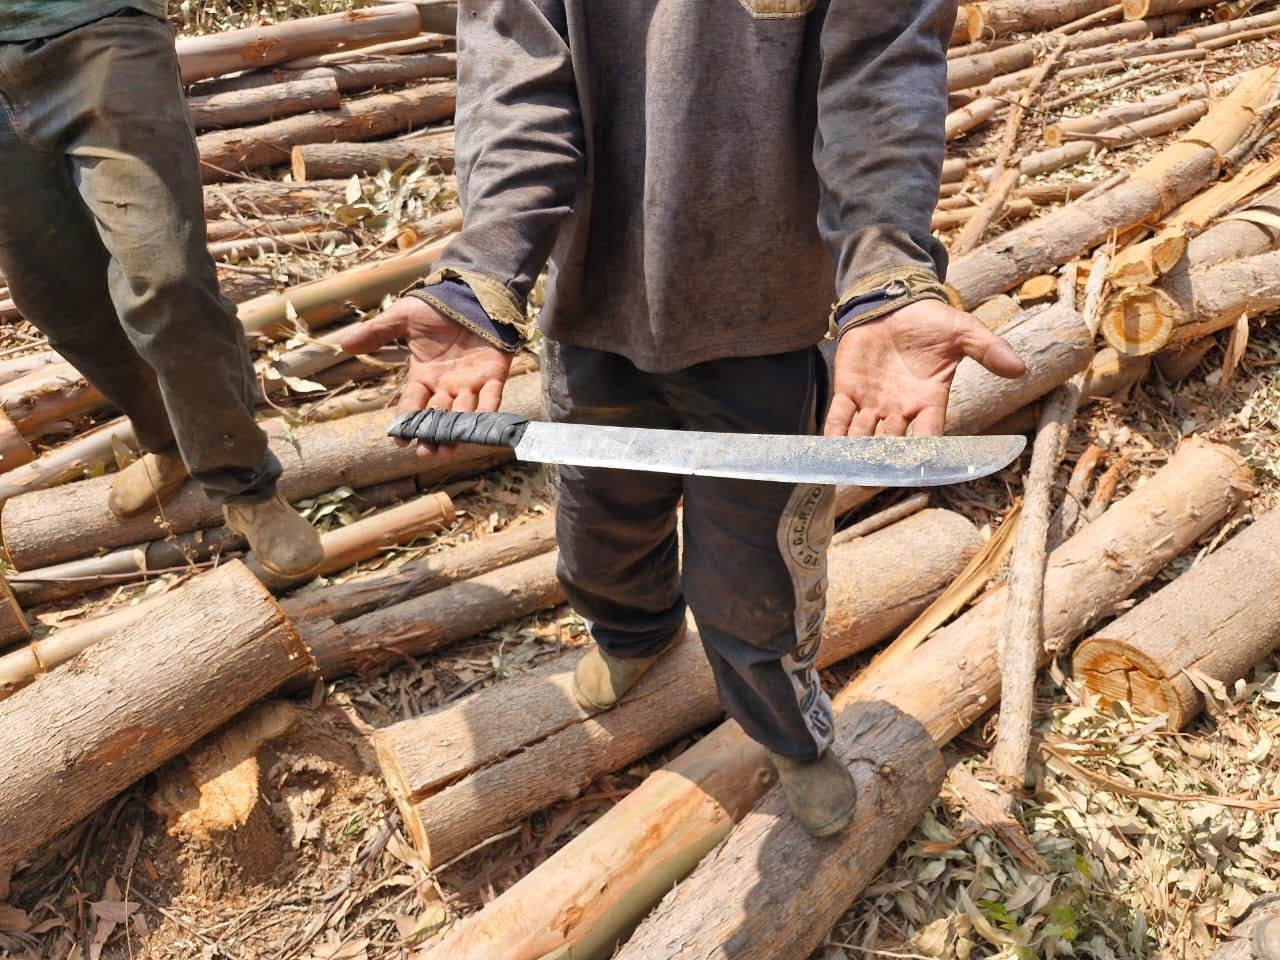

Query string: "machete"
[[388, 410, 1025, 487]]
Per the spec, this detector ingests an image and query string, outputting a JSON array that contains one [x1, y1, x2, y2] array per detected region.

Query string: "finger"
[[874, 414, 910, 437], [438, 389, 479, 460], [477, 378, 506, 414], [823, 394, 856, 437], [848, 408, 879, 438], [910, 405, 947, 438], [956, 313, 1027, 379], [339, 309, 409, 356], [415, 391, 454, 462], [393, 381, 433, 447]]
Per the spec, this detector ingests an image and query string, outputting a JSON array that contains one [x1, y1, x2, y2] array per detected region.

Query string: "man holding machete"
[[342, 0, 1025, 836]]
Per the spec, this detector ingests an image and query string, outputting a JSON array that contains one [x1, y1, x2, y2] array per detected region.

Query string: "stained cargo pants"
[[0, 11, 280, 502], [544, 341, 837, 760]]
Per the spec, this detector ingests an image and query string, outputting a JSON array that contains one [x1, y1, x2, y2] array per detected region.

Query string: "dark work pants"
[[544, 341, 837, 760], [0, 12, 279, 502]]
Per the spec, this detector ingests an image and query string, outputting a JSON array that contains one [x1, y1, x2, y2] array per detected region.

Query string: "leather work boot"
[[108, 450, 190, 519], [1254, 915, 1280, 959], [769, 748, 858, 837], [224, 494, 324, 579], [571, 622, 685, 712]]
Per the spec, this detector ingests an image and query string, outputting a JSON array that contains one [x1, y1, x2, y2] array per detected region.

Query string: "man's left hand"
[[824, 299, 1026, 439]]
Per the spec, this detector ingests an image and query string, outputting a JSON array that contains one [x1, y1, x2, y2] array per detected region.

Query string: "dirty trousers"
[[544, 341, 837, 760], [0, 11, 279, 501]]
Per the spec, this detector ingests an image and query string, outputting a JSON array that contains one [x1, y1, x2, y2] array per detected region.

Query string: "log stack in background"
[[5, 1, 1280, 957]]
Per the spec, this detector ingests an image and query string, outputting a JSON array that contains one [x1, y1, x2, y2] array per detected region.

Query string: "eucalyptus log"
[[206, 213, 330, 242], [175, 3, 422, 84], [1074, 510, 1280, 729], [947, 45, 1036, 92], [613, 704, 943, 960], [249, 490, 454, 590], [377, 510, 979, 868], [203, 179, 350, 219], [7, 479, 426, 606], [280, 31, 451, 67], [237, 227, 457, 334], [1043, 85, 1208, 146], [0, 364, 105, 438], [947, 64, 1279, 307], [188, 77, 341, 129], [0, 575, 28, 646], [0, 372, 540, 570], [291, 131, 455, 180], [191, 52, 456, 96], [1124, 0, 1219, 15], [302, 550, 565, 679], [209, 228, 351, 261], [198, 82, 456, 182], [281, 514, 556, 626], [964, 0, 1117, 40], [1102, 249, 1280, 355], [418, 441, 1252, 960], [1187, 7, 1280, 40], [0, 411, 33, 472], [0, 350, 62, 388], [0, 562, 311, 889]]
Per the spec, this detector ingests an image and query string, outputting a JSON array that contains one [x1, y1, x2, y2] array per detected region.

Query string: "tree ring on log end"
[[1101, 286, 1181, 356], [1072, 639, 1186, 728]]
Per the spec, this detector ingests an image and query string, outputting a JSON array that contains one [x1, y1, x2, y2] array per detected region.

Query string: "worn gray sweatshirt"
[[417, 0, 954, 373]]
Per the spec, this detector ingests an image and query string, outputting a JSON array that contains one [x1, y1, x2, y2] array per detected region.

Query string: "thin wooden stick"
[[990, 250, 1109, 790], [953, 40, 1067, 254]]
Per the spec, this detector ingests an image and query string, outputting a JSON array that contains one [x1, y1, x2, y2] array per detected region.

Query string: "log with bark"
[[191, 52, 456, 96], [280, 513, 556, 626], [175, 3, 422, 84], [209, 229, 352, 262], [0, 363, 106, 439], [0, 350, 63, 389], [1124, 0, 1220, 16], [947, 45, 1037, 92], [376, 509, 979, 868], [1042, 84, 1209, 145], [203, 179, 351, 219], [0, 371, 540, 570], [417, 440, 1252, 960], [197, 81, 456, 181], [1100, 248, 1280, 355], [0, 410, 34, 472], [946, 64, 1280, 307], [291, 130, 455, 180], [205, 213, 332, 242], [187, 77, 342, 129], [279, 31, 451, 68], [0, 561, 312, 892], [0, 575, 28, 647], [962, 0, 1119, 41], [236, 224, 459, 334], [6, 481, 442, 605], [0, 501, 547, 701], [612, 703, 944, 960], [1073, 509, 1280, 729], [300, 549, 565, 680]]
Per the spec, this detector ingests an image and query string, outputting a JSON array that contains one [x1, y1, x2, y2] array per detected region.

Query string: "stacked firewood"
[[4, 0, 1280, 956]]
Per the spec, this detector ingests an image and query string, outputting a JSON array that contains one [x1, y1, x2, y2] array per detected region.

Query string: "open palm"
[[341, 296, 513, 459], [825, 299, 1025, 438]]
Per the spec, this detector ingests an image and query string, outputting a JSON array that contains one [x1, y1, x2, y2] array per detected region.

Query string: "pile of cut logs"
[[3, 0, 1280, 956]]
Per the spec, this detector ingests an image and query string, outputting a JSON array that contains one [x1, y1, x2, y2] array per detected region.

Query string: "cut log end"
[[1123, 0, 1155, 17], [1074, 639, 1190, 728], [965, 4, 988, 41], [1100, 286, 1181, 355], [290, 146, 308, 182], [0, 410, 35, 472]]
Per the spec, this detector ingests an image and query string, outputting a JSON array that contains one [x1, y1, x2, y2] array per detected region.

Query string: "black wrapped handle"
[[387, 410, 530, 448]]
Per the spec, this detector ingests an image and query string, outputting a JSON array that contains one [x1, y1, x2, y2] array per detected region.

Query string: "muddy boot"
[[571, 623, 684, 712], [224, 494, 324, 579], [108, 450, 190, 519], [770, 748, 857, 838], [1254, 916, 1280, 959]]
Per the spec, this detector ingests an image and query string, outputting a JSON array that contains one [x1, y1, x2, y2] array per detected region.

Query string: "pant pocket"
[[736, 0, 817, 19]]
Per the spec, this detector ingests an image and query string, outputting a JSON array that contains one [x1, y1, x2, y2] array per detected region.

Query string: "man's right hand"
[[340, 296, 514, 461]]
